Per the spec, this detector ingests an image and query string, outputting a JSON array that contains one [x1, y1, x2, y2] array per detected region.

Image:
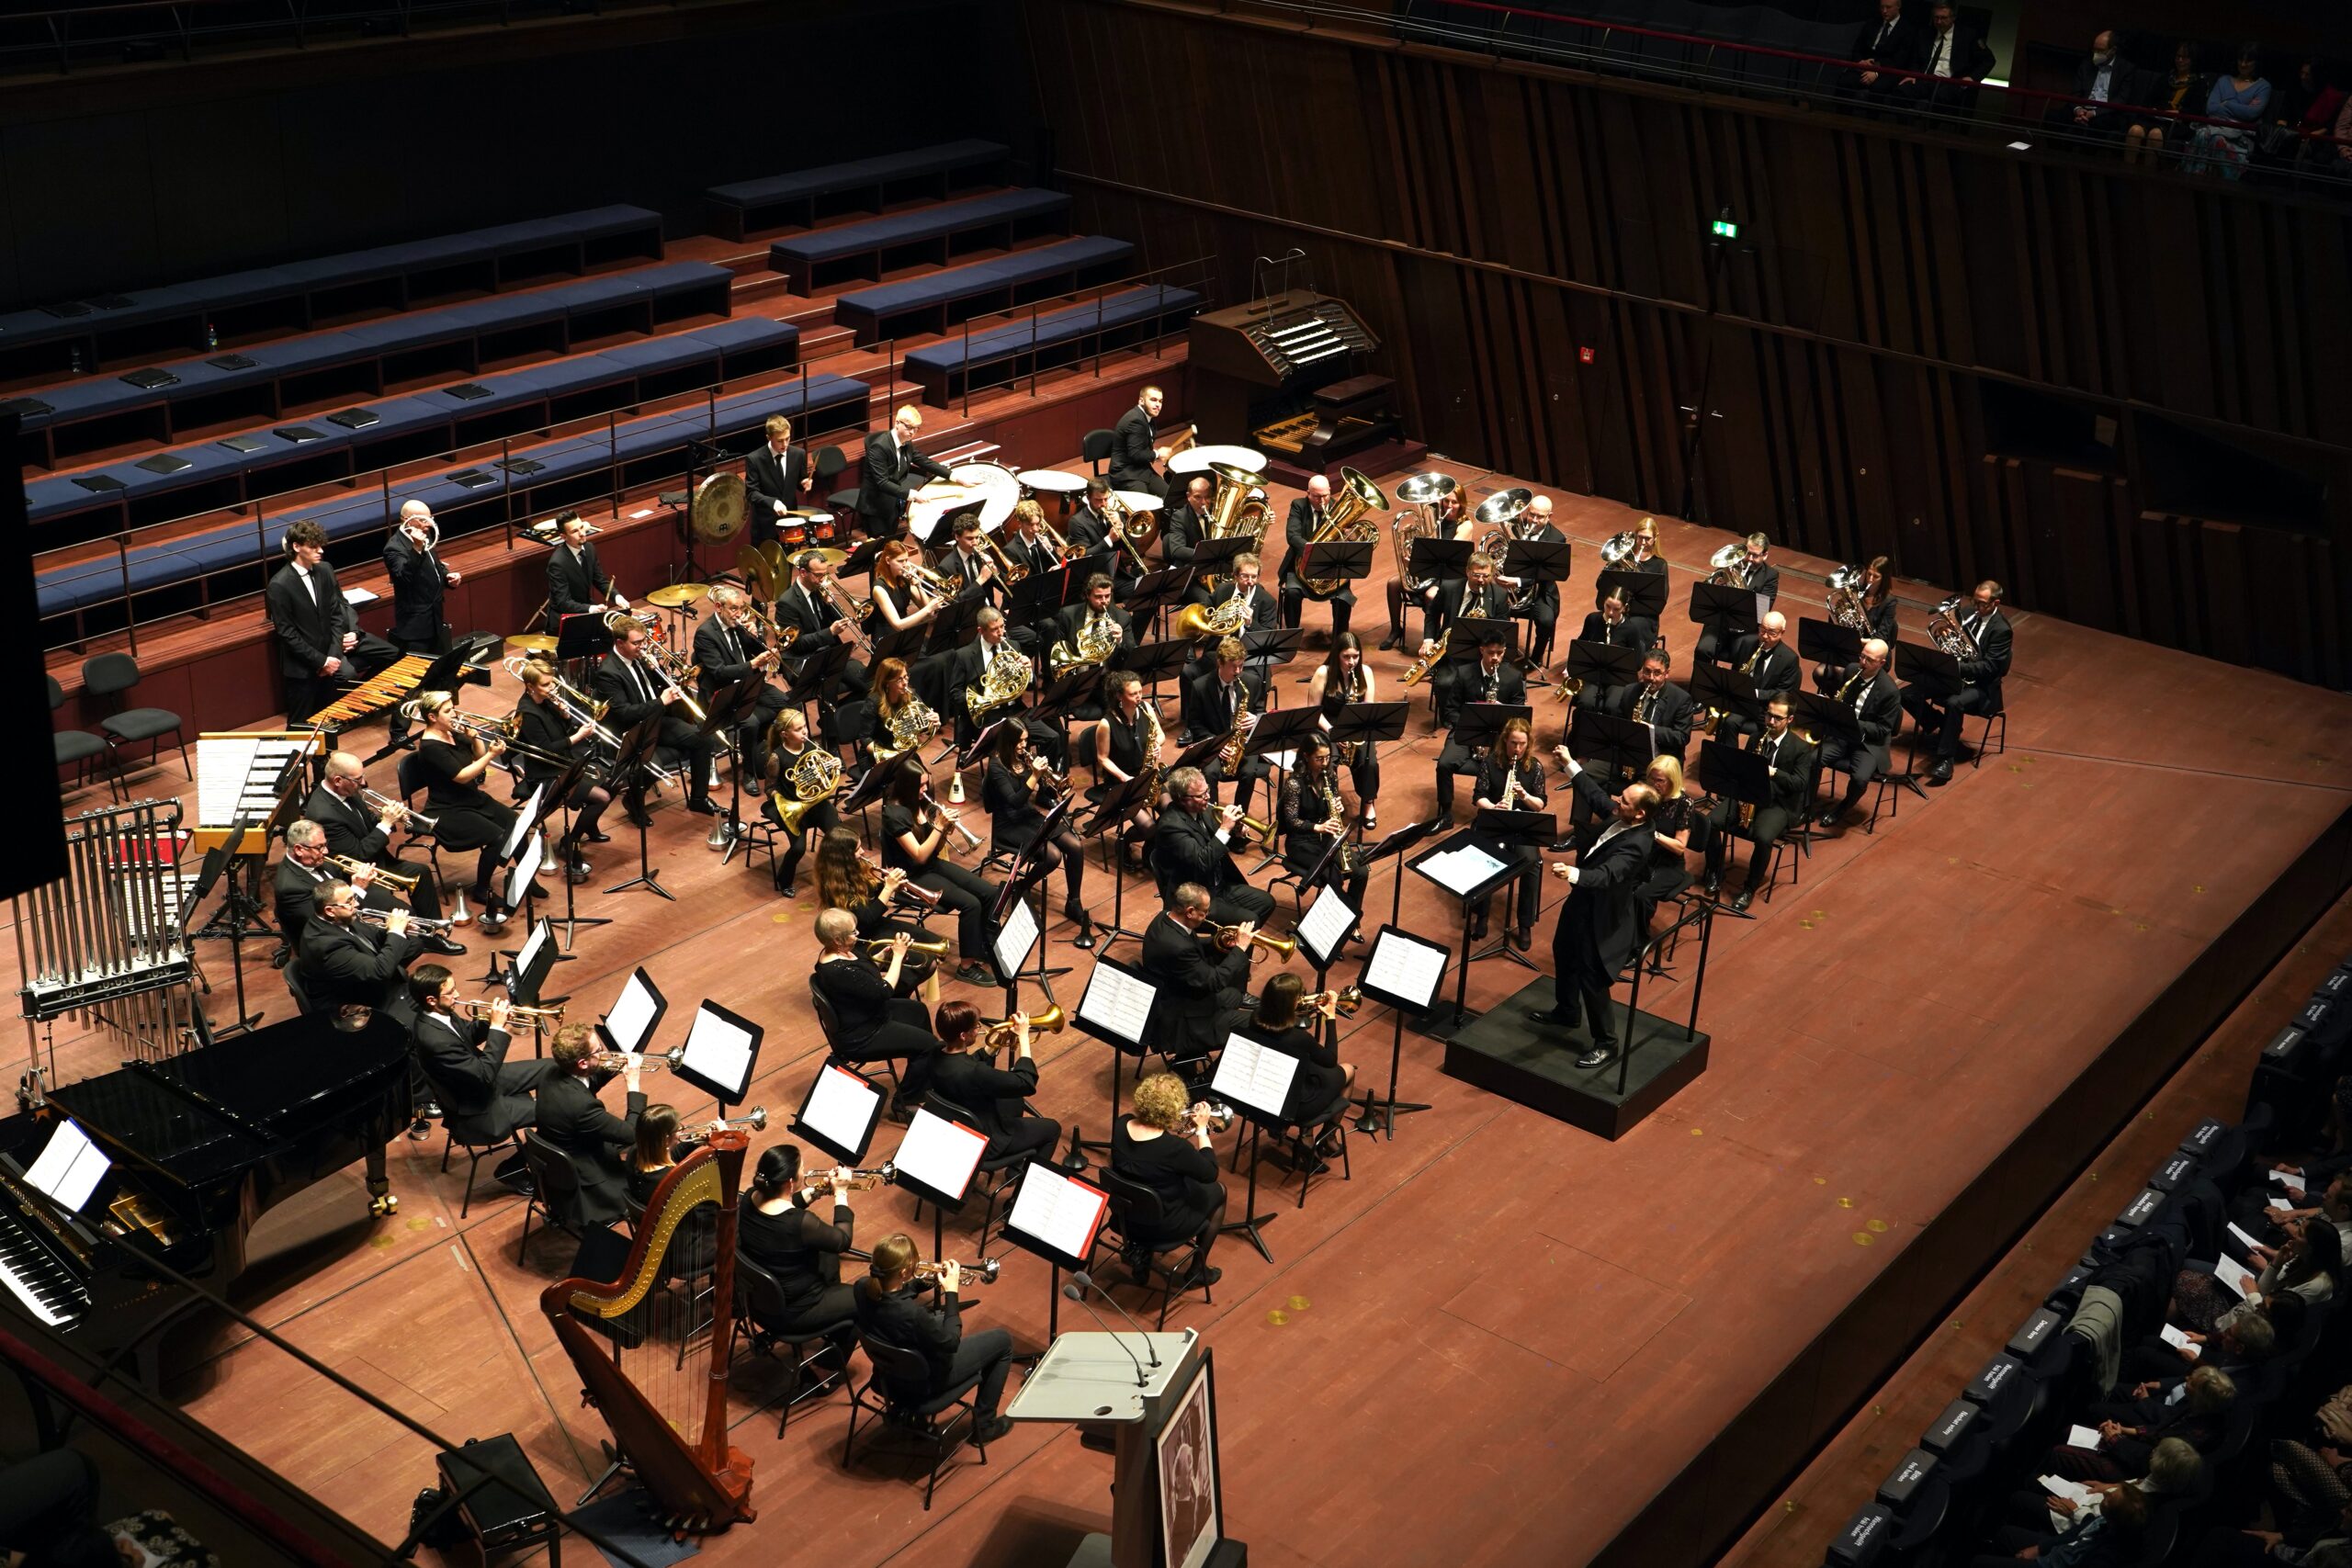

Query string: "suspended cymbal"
[[690, 471, 747, 544], [505, 634, 559, 657], [646, 582, 710, 609], [805, 547, 850, 570], [735, 545, 780, 602]]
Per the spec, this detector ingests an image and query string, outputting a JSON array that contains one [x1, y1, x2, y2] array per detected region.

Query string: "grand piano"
[[0, 1010, 407, 1383]]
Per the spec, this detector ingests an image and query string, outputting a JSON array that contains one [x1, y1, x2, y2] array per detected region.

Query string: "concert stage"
[[18, 452, 2352, 1567], [1442, 976, 1712, 1140]]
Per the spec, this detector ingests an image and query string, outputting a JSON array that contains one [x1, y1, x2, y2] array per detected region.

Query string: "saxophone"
[[874, 697, 941, 765], [1400, 631, 1449, 688], [965, 645, 1034, 724], [1318, 761, 1360, 877], [1137, 700, 1167, 807], [1216, 690, 1250, 773]]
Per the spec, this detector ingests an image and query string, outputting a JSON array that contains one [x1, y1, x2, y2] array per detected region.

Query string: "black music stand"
[[1564, 640, 1641, 700], [1001, 570, 1068, 645], [1297, 539, 1372, 607], [782, 637, 852, 711], [837, 536, 888, 585], [994, 799, 1078, 1004], [603, 716, 675, 902], [922, 578, 986, 660], [1187, 534, 1251, 582], [1892, 639, 1964, 784], [1083, 773, 1160, 953], [1125, 564, 1194, 626], [1500, 537, 1571, 650], [1112, 637, 1196, 705], [1406, 829, 1524, 1034], [525, 760, 606, 952], [1690, 661, 1765, 729], [1796, 616, 1861, 671], [696, 673, 768, 857], [1694, 739, 1770, 915], [555, 614, 615, 666], [1595, 569, 1668, 625], [1326, 701, 1408, 765], [1069, 952, 1161, 1157], [1445, 615, 1519, 665], [869, 622, 928, 669], [1408, 537, 1472, 584], [1688, 581, 1757, 660], [1352, 915, 1451, 1137], [1467, 806, 1555, 972], [1444, 703, 1532, 788], [187, 824, 266, 1038], [1240, 626, 1305, 673], [1037, 661, 1106, 723]]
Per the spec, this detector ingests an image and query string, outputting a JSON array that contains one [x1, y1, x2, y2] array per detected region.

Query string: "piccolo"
[[356, 908, 457, 933], [911, 1257, 1001, 1285]]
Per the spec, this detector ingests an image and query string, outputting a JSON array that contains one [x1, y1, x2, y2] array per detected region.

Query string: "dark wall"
[[0, 0, 1023, 308], [1023, 0, 2352, 687]]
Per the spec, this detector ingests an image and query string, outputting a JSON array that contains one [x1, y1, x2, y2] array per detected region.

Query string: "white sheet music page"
[[1366, 930, 1447, 1009], [513, 920, 550, 985], [680, 1005, 757, 1099], [26, 1121, 108, 1213], [1079, 962, 1156, 1046], [803, 1064, 881, 1149], [896, 1109, 988, 1200], [1420, 843, 1506, 895], [1295, 885, 1355, 968], [1009, 1164, 1107, 1257], [1211, 1033, 1298, 1116], [503, 785, 545, 861], [603, 973, 660, 1056], [503, 833, 544, 907], [993, 897, 1038, 978]]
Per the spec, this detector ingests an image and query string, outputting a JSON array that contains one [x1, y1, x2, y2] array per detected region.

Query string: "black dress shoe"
[[1702, 873, 1721, 897], [954, 961, 996, 987], [423, 934, 469, 957], [1466, 912, 1489, 942], [1509, 927, 1532, 952], [581, 828, 613, 843], [1575, 1043, 1620, 1069], [973, 1414, 1017, 1446], [684, 795, 719, 816], [1730, 887, 1755, 912], [1548, 838, 1576, 853], [1526, 1008, 1577, 1029], [1926, 759, 1954, 785], [622, 803, 652, 828]]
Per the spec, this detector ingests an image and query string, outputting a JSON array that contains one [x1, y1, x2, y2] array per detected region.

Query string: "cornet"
[[704, 1107, 768, 1134], [863, 935, 951, 959], [811, 1161, 896, 1192], [1305, 985, 1367, 1019], [923, 784, 984, 852], [325, 855, 418, 892], [979, 1005, 1066, 1044], [912, 1257, 1001, 1285], [1197, 921, 1298, 961], [358, 786, 435, 830]]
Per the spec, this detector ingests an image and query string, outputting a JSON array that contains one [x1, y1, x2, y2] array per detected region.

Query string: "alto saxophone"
[[1216, 693, 1250, 773], [1137, 700, 1167, 807]]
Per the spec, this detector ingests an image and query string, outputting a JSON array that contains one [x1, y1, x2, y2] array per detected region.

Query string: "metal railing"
[[937, 253, 1220, 416]]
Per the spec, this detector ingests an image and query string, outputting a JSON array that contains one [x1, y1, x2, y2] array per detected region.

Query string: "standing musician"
[[512, 660, 614, 878], [544, 511, 625, 635], [1112, 1074, 1227, 1289], [594, 619, 721, 818], [856, 404, 953, 538], [1433, 636, 1527, 817], [1088, 671, 1163, 867], [266, 519, 406, 735], [384, 500, 458, 668], [951, 608, 1058, 762], [1306, 633, 1381, 831], [297, 880, 420, 1013], [1701, 694, 1814, 913], [1902, 579, 2011, 785], [1719, 611, 1800, 741], [1158, 474, 1212, 575], [880, 766, 1001, 988], [407, 691, 530, 933], [744, 413, 811, 547], [407, 965, 553, 1145], [1532, 754, 1659, 1070], [1182, 636, 1270, 818], [854, 1235, 1018, 1448], [1109, 385, 1171, 500], [537, 1024, 648, 1228], [1278, 475, 1354, 644], [865, 539, 947, 643], [929, 1001, 1064, 1166], [739, 1146, 862, 1371], [774, 547, 871, 701], [983, 726, 1092, 946], [693, 584, 791, 787], [1382, 485, 1469, 653], [1496, 492, 1567, 663], [1634, 755, 1700, 935], [764, 707, 843, 897], [1233, 974, 1357, 1152], [1279, 733, 1370, 911], [303, 751, 457, 933], [810, 911, 940, 1119], [1139, 885, 1254, 1071], [1811, 638, 1901, 830], [813, 829, 937, 999], [1150, 766, 1276, 927], [1050, 572, 1133, 679], [1569, 591, 1659, 714], [1693, 532, 1780, 665], [1467, 716, 1547, 950]]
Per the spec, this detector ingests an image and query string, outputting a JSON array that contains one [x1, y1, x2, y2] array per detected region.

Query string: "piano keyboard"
[[0, 1205, 89, 1328], [307, 653, 438, 726]]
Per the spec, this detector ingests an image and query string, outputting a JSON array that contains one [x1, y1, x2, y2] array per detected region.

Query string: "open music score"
[[1294, 885, 1359, 972], [597, 968, 665, 1057], [503, 784, 545, 863], [1077, 958, 1157, 1048], [1417, 842, 1507, 897], [794, 1064, 885, 1165], [25, 1121, 108, 1213], [503, 831, 544, 910], [892, 1110, 989, 1208], [1004, 1162, 1110, 1271], [1211, 1035, 1298, 1119], [194, 731, 322, 853], [675, 1001, 762, 1105], [993, 897, 1039, 981], [1361, 926, 1450, 1013]]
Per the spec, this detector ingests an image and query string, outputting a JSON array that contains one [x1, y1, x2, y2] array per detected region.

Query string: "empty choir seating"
[[765, 188, 1072, 294], [831, 235, 1135, 346], [704, 140, 1008, 239], [901, 285, 1203, 406]]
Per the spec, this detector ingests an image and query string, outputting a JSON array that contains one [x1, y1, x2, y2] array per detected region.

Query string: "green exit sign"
[[1711, 217, 1740, 240]]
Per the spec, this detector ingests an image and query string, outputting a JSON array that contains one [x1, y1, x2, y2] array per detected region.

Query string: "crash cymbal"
[[807, 547, 850, 570], [505, 634, 559, 657], [646, 582, 710, 608]]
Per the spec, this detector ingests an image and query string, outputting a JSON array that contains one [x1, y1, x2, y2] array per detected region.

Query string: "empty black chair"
[[1080, 428, 1114, 475], [48, 676, 106, 794], [515, 1132, 592, 1265], [843, 1329, 994, 1510], [81, 652, 188, 795]]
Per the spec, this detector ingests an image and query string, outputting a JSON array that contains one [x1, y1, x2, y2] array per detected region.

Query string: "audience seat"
[[767, 188, 1072, 294], [705, 140, 1008, 240], [902, 285, 1202, 406], [831, 235, 1136, 346]]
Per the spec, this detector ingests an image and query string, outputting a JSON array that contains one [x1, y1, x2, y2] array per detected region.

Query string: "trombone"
[[325, 855, 418, 892], [447, 710, 574, 769], [358, 786, 436, 831], [505, 655, 622, 748], [1196, 921, 1298, 961], [601, 612, 707, 723]]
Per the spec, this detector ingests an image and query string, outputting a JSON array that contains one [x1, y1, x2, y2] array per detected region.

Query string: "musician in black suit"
[[951, 609, 1058, 763], [1902, 579, 2013, 784], [1182, 637, 1271, 815], [1150, 767, 1276, 927], [774, 548, 870, 702], [1813, 638, 1903, 829], [297, 880, 424, 1013], [265, 519, 404, 733], [407, 964, 556, 1143], [1842, 0, 1924, 104], [1497, 492, 1568, 660], [1569, 590, 1658, 713], [935, 515, 1000, 604], [384, 501, 456, 660], [1894, 0, 1996, 112], [855, 404, 952, 537], [543, 512, 623, 635], [1433, 637, 1528, 815], [692, 585, 790, 787], [927, 1000, 1062, 1166], [1138, 883, 1253, 1067], [1420, 555, 1508, 723], [1065, 477, 1143, 591], [744, 413, 811, 547], [1702, 695, 1815, 913], [1109, 385, 1170, 500], [306, 750, 451, 928], [1182, 552, 1278, 683], [536, 1024, 647, 1228], [1719, 612, 1801, 741], [594, 619, 719, 818], [1531, 755, 1657, 1069], [1158, 473, 1211, 574], [1049, 573, 1133, 682], [1581, 653, 1696, 823], [1278, 475, 1354, 642], [1692, 532, 1781, 666], [274, 819, 423, 945]]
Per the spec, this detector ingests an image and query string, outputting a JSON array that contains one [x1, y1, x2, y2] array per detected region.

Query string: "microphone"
[[1069, 1269, 1161, 1368], [1061, 1279, 1148, 1387]]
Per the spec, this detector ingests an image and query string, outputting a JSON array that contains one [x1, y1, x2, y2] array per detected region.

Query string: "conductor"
[[1530, 749, 1657, 1070]]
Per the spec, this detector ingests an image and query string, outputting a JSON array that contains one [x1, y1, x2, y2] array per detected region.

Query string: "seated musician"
[[1569, 590, 1657, 714], [1467, 716, 1547, 950], [765, 707, 844, 897], [265, 519, 406, 739], [1901, 579, 2011, 785], [1138, 885, 1254, 1072], [1235, 974, 1356, 1152], [1627, 516, 1668, 577], [625, 1105, 707, 1207], [406, 690, 531, 934], [928, 1001, 1063, 1167], [1434, 637, 1527, 817], [1811, 637, 1902, 830], [1182, 636, 1270, 818], [1182, 553, 1277, 683], [513, 660, 613, 880], [1279, 476, 1356, 643], [544, 511, 625, 636], [936, 515, 1001, 608], [1088, 671, 1162, 868], [305, 751, 454, 929], [537, 1023, 648, 1230], [1306, 633, 1380, 831], [868, 657, 936, 770], [1498, 492, 1567, 661], [740, 1145, 860, 1368], [1635, 755, 1700, 935], [991, 499, 1055, 583], [1382, 486, 1467, 652], [1610, 650, 1696, 766], [1851, 555, 1899, 645], [1066, 478, 1142, 592], [1159, 475, 1213, 576], [1111, 1071, 1227, 1289], [1150, 766, 1276, 928], [813, 828, 937, 999], [1280, 734, 1370, 912], [692, 585, 790, 788], [774, 547, 870, 701], [594, 620, 719, 818], [1692, 533, 1780, 665], [953, 608, 1057, 765], [298, 880, 421, 1013], [1701, 695, 1815, 914], [854, 1234, 1017, 1446], [408, 963, 553, 1145], [1417, 546, 1504, 652], [277, 818, 463, 956], [983, 725, 1092, 946], [1050, 571, 1132, 681], [1719, 611, 1800, 741], [879, 768, 1000, 988], [866, 540, 947, 644]]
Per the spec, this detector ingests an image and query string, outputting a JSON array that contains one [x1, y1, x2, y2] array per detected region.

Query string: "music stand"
[[1210, 1033, 1300, 1262], [1113, 638, 1197, 705], [922, 579, 985, 660], [1352, 922, 1453, 1137], [1039, 661, 1107, 724], [1071, 953, 1160, 1156], [1690, 663, 1764, 734], [1297, 539, 1372, 598], [1234, 705, 1322, 766], [1447, 702, 1532, 760], [869, 623, 928, 668], [1893, 639, 1963, 784], [1239, 626, 1305, 671], [1407, 829, 1526, 1033], [673, 999, 763, 1113], [1595, 569, 1668, 625], [187, 824, 266, 1038], [1083, 773, 1161, 953], [791, 1062, 887, 1167], [1564, 641, 1641, 698], [554, 614, 614, 667], [889, 1109, 992, 1265], [1187, 535, 1251, 581], [1325, 702, 1408, 767], [526, 760, 608, 949], [603, 716, 675, 902], [836, 536, 888, 584], [1796, 616, 1861, 670], [1467, 807, 1555, 971], [1445, 615, 1518, 664], [696, 673, 768, 856], [838, 751, 911, 823], [1695, 739, 1770, 915], [991, 850, 1065, 1008], [1408, 537, 1472, 583], [781, 637, 852, 711], [1689, 581, 1758, 655], [1501, 538, 1570, 594], [1125, 565, 1194, 627]]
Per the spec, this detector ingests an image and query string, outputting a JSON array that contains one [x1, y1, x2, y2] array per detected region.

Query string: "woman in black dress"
[[738, 1144, 860, 1365], [405, 689, 525, 934], [763, 706, 844, 897], [1088, 670, 1160, 870], [808, 908, 938, 1116], [1277, 733, 1369, 909], [882, 764, 999, 987], [1635, 753, 1699, 936], [868, 656, 938, 769], [1110, 1071, 1226, 1289], [1306, 632, 1379, 830], [1467, 716, 1545, 948], [1858, 555, 1899, 645], [812, 828, 935, 999], [865, 539, 946, 641], [512, 660, 612, 882], [1242, 974, 1355, 1145], [983, 725, 1092, 946]]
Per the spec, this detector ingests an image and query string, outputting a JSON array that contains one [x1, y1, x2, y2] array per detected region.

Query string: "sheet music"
[[604, 972, 661, 1056], [679, 1005, 757, 1100], [503, 785, 545, 861], [2158, 1324, 2200, 1359], [26, 1121, 108, 1213], [1365, 930, 1447, 1010], [503, 832, 543, 908], [1007, 1163, 1108, 1258], [993, 897, 1038, 979], [1212, 1034, 1299, 1117], [1295, 884, 1356, 969], [895, 1109, 988, 1200], [1419, 843, 1506, 896], [512, 920, 549, 992], [1078, 961, 1157, 1046], [802, 1064, 883, 1151]]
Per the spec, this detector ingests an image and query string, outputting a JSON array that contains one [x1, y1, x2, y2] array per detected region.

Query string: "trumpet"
[[325, 855, 419, 892], [1305, 985, 1367, 1018], [358, 786, 436, 830], [863, 934, 951, 959], [701, 1107, 768, 1135], [912, 1257, 1002, 1286], [923, 784, 984, 852], [809, 1161, 896, 1192], [1197, 921, 1297, 961], [1228, 811, 1272, 844], [979, 1005, 1067, 1044], [356, 908, 457, 934], [584, 1045, 683, 1072], [448, 996, 568, 1023]]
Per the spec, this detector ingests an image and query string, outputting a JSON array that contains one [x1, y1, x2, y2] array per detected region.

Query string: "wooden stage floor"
[[16, 454, 2352, 1567]]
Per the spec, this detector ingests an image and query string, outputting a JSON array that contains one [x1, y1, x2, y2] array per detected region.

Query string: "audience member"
[[1894, 1, 1996, 114], [2187, 43, 2273, 178], [2049, 30, 2152, 141]]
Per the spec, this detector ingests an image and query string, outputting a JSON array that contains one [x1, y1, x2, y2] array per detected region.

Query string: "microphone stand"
[[1060, 1275, 1151, 1387]]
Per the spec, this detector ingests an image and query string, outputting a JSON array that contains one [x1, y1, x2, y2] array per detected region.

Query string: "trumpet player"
[[984, 727, 1093, 947], [408, 964, 555, 1147], [1141, 885, 1255, 1072], [882, 767, 1001, 988], [411, 691, 533, 934], [384, 500, 458, 668], [1811, 637, 1902, 830], [764, 708, 842, 897], [855, 1233, 1019, 1448], [1066, 477, 1142, 592], [693, 584, 792, 788], [1900, 580, 2011, 785], [1692, 533, 1780, 665], [1701, 695, 1815, 913], [1469, 716, 1547, 949], [594, 619, 719, 819], [1151, 767, 1276, 927], [811, 913, 940, 1120], [298, 880, 422, 1013], [545, 510, 626, 634], [741, 1145, 861, 1371], [1433, 637, 1527, 818], [1280, 735, 1369, 910], [1182, 637, 1270, 818], [514, 661, 613, 879], [1112, 1072, 1227, 1290], [276, 819, 464, 954], [1236, 975, 1356, 1161], [537, 1023, 648, 1229], [931, 1000, 1065, 1166], [303, 751, 457, 931]]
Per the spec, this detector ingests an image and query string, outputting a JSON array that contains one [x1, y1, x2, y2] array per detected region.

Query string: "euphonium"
[[1704, 542, 1750, 587], [1926, 594, 1980, 659], [1826, 564, 1872, 634], [1299, 468, 1388, 600], [1599, 531, 1639, 567]]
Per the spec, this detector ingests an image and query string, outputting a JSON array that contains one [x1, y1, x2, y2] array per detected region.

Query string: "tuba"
[[1198, 460, 1272, 594], [1390, 470, 1457, 594], [1300, 468, 1389, 601], [1925, 594, 1980, 659], [965, 644, 1035, 724]]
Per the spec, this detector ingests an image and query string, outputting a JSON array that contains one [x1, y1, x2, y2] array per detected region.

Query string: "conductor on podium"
[[1532, 752, 1657, 1070]]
